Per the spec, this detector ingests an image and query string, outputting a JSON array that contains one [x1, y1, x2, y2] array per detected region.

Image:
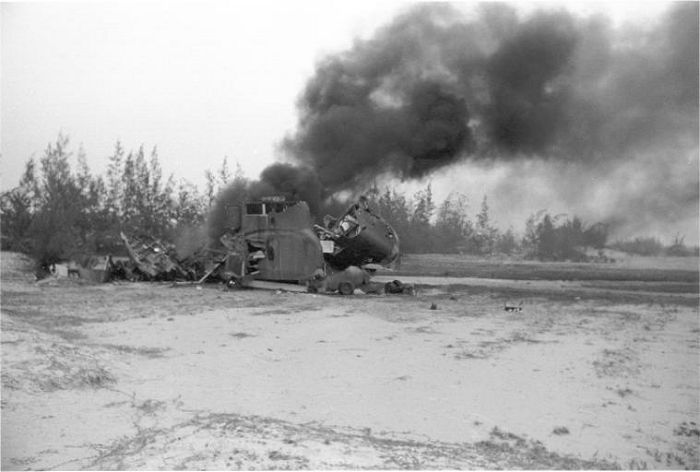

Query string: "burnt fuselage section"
[[317, 201, 399, 270], [223, 198, 323, 282], [221, 196, 399, 284]]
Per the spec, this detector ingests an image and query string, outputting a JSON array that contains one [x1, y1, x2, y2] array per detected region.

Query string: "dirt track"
[[2, 252, 699, 469]]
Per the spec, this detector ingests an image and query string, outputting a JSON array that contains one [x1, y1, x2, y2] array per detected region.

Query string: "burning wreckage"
[[115, 197, 412, 295]]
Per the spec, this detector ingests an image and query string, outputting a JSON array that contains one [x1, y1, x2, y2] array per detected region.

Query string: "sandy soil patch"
[[2, 252, 698, 469]]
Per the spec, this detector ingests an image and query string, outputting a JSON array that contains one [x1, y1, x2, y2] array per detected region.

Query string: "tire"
[[338, 281, 354, 296], [385, 280, 403, 294]]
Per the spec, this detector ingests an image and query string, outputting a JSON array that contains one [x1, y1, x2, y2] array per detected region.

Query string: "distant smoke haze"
[[216, 2, 698, 242], [393, 151, 698, 243]]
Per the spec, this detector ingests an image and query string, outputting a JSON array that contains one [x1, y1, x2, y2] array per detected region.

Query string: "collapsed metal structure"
[[316, 197, 400, 270], [216, 196, 405, 294], [119, 232, 190, 281], [95, 197, 410, 294]]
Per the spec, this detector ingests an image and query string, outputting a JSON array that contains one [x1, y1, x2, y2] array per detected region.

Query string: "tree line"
[[364, 185, 609, 259], [2, 134, 695, 267], [0, 135, 229, 266]]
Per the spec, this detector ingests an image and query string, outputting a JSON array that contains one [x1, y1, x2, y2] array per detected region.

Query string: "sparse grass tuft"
[[134, 399, 166, 416], [40, 364, 115, 391], [616, 387, 634, 398], [674, 421, 700, 437], [101, 344, 168, 358], [230, 332, 256, 339]]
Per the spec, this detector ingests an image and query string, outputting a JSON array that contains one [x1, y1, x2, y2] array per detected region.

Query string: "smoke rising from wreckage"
[[47, 2, 699, 285], [116, 196, 407, 295], [2, 4, 700, 470], [270, 2, 697, 239]]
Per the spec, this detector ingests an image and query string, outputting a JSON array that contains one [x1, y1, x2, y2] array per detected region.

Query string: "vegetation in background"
[[366, 186, 611, 259], [1, 134, 697, 267], [610, 237, 665, 256], [1, 135, 216, 267], [610, 235, 700, 257]]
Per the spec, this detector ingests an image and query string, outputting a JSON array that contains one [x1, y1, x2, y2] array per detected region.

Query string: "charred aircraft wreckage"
[[118, 197, 413, 295]]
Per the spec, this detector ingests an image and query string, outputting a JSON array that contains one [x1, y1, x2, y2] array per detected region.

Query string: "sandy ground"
[[1, 252, 699, 470]]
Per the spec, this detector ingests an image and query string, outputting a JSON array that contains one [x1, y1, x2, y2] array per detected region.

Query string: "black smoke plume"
[[252, 163, 322, 215], [485, 11, 578, 154], [283, 4, 481, 193], [206, 163, 322, 245], [286, 3, 697, 169], [211, 2, 698, 241]]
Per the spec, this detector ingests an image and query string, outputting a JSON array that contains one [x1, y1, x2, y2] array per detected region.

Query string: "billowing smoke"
[[212, 2, 698, 241], [206, 163, 322, 245], [484, 10, 578, 154], [251, 163, 322, 215], [286, 2, 697, 165], [283, 4, 481, 191]]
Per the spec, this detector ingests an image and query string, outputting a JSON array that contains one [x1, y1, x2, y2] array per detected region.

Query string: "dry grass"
[[593, 348, 640, 378], [99, 344, 169, 358], [86, 412, 620, 470], [395, 253, 699, 283], [230, 332, 256, 339], [2, 343, 117, 393]]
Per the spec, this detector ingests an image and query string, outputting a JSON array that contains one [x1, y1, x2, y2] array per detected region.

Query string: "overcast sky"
[[2, 1, 692, 240], [1, 1, 669, 186], [1, 1, 410, 188]]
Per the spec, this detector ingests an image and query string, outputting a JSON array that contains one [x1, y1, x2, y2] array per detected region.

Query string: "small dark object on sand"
[[505, 301, 523, 312]]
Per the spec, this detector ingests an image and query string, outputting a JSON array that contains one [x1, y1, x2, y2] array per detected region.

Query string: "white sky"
[[1, 1, 410, 188], [1, 1, 672, 191]]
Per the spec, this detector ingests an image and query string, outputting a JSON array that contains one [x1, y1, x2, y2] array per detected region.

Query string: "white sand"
[[2, 273, 698, 469]]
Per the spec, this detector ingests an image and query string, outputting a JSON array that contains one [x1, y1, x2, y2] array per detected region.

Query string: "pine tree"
[[435, 193, 471, 253], [74, 146, 106, 249], [219, 156, 231, 185], [495, 228, 519, 254], [536, 214, 557, 260], [411, 183, 434, 226], [174, 180, 206, 227], [0, 159, 38, 251], [105, 141, 125, 217], [28, 134, 84, 265], [406, 184, 435, 253], [147, 146, 175, 237], [473, 195, 498, 255], [121, 150, 137, 230]]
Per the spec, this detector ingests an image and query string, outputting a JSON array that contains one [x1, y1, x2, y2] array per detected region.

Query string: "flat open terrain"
[[394, 253, 700, 282], [1, 251, 698, 469]]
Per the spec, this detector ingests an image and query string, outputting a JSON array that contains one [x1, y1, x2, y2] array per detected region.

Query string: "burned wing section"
[[120, 232, 190, 281]]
